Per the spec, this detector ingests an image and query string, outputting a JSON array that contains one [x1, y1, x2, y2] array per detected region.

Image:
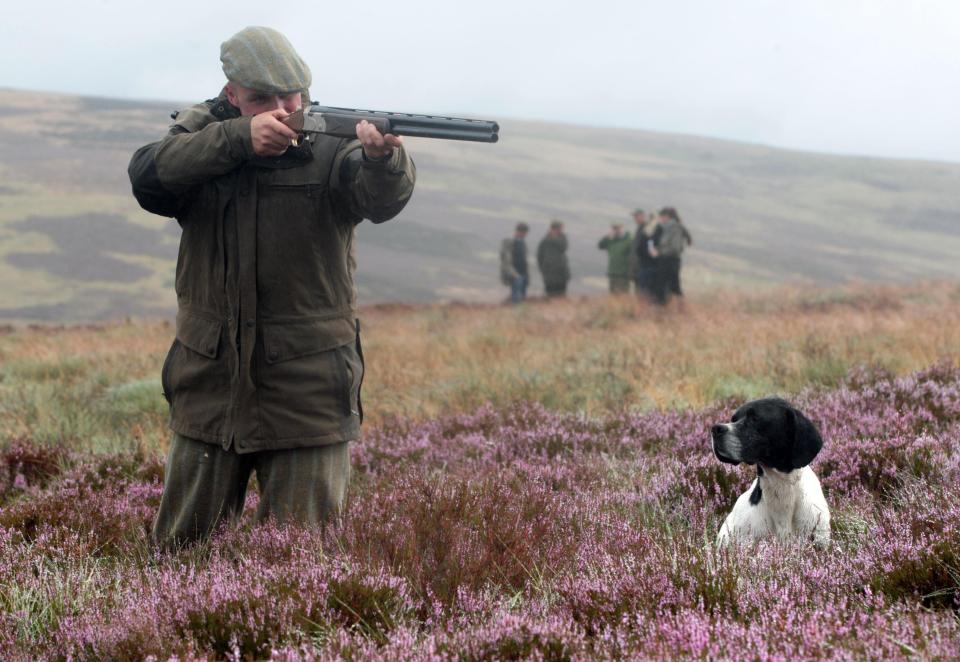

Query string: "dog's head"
[[711, 398, 823, 473]]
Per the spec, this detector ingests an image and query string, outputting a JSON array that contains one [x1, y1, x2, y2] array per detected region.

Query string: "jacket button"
[[207, 345, 216, 354], [245, 319, 255, 328], [268, 349, 278, 361]]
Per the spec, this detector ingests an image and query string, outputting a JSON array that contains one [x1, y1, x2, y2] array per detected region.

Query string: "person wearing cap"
[[597, 222, 633, 294], [537, 220, 571, 298], [128, 27, 416, 548], [500, 222, 530, 304]]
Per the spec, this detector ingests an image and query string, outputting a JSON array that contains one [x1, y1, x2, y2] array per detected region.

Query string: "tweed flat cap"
[[220, 26, 312, 94]]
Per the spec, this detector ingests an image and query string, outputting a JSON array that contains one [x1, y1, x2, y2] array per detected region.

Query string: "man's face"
[[612, 225, 623, 237], [633, 212, 646, 225], [225, 82, 302, 117]]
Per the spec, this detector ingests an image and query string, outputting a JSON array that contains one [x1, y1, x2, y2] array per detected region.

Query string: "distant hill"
[[0, 88, 957, 321]]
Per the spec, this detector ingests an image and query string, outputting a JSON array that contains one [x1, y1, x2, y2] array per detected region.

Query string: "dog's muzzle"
[[711, 424, 742, 465]]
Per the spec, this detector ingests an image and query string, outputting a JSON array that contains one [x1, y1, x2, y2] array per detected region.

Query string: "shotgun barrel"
[[284, 104, 499, 143]]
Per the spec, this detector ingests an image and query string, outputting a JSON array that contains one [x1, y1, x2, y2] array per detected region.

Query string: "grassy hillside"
[[1, 282, 959, 658], [0, 88, 958, 321]]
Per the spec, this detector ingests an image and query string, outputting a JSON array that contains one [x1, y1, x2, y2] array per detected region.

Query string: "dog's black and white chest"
[[717, 465, 830, 544]]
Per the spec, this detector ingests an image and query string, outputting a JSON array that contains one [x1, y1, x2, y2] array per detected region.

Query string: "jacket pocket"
[[261, 317, 356, 364], [176, 311, 223, 359], [167, 311, 230, 438], [333, 347, 352, 417], [354, 323, 365, 423], [257, 318, 360, 440], [260, 183, 325, 197], [160, 340, 180, 404]]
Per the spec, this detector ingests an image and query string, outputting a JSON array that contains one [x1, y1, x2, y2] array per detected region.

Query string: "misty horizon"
[[5, 83, 958, 167], [5, 0, 960, 164]]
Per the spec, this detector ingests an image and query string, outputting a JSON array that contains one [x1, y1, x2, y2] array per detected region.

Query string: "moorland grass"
[[1, 281, 958, 455]]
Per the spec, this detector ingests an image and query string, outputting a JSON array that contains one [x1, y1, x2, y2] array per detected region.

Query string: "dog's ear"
[[789, 407, 823, 469]]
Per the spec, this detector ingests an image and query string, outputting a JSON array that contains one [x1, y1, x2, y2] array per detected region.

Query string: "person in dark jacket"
[[537, 220, 571, 297], [598, 222, 632, 293], [500, 222, 530, 303], [128, 26, 416, 548], [650, 207, 692, 305], [629, 208, 657, 299]]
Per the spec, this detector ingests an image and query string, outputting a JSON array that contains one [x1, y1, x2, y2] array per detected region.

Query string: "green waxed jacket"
[[128, 91, 416, 453], [597, 232, 633, 278], [537, 233, 570, 289]]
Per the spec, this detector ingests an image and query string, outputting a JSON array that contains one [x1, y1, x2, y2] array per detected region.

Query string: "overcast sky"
[[5, 0, 960, 162]]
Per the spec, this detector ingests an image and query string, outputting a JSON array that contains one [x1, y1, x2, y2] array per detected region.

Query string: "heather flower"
[[2, 363, 960, 659]]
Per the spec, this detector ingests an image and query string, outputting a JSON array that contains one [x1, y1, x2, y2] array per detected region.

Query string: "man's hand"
[[251, 109, 300, 157], [357, 119, 403, 160]]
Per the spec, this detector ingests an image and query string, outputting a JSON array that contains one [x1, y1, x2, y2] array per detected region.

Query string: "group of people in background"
[[500, 220, 571, 303], [603, 207, 692, 304], [500, 207, 692, 305]]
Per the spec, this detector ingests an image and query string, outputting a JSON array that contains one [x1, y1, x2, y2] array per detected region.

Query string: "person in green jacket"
[[128, 26, 416, 548], [537, 220, 571, 297], [597, 222, 633, 294]]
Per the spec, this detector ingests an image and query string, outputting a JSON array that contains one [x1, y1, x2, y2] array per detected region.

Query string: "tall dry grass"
[[1, 281, 958, 452], [361, 281, 960, 421]]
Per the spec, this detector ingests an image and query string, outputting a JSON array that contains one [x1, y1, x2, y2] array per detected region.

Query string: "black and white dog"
[[711, 398, 830, 546]]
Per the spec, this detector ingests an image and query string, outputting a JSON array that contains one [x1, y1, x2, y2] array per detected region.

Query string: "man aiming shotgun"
[[128, 26, 495, 548]]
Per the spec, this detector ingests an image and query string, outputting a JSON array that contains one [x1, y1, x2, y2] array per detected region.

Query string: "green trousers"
[[151, 433, 351, 549]]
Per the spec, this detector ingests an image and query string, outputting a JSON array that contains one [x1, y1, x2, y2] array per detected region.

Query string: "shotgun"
[[283, 104, 499, 144]]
